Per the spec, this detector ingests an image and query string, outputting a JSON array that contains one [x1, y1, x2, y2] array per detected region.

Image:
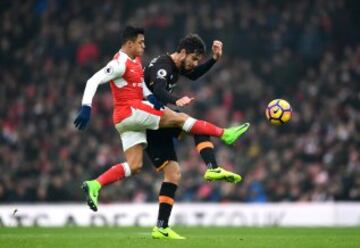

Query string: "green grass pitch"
[[1, 227, 359, 248]]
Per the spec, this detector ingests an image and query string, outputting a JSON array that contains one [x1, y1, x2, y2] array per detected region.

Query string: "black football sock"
[[157, 182, 177, 228], [194, 135, 219, 169]]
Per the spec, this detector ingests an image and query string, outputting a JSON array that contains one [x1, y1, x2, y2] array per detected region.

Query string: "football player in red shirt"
[[74, 26, 249, 230]]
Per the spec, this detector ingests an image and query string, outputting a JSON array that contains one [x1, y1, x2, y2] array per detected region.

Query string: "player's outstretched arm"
[[184, 40, 223, 80], [184, 58, 216, 80], [74, 60, 124, 130]]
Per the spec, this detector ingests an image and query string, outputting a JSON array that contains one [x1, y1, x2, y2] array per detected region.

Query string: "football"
[[266, 99, 292, 125]]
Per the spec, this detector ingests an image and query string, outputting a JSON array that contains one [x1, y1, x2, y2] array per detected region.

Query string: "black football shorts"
[[145, 128, 183, 171]]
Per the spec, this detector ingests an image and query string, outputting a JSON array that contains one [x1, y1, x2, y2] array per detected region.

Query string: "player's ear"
[[126, 40, 134, 48]]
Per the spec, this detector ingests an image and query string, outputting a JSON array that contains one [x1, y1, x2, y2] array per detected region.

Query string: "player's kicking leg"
[[159, 108, 250, 146], [220, 122, 250, 145], [194, 135, 242, 184]]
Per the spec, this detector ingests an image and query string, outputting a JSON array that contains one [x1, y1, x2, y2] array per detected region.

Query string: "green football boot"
[[221, 122, 250, 145], [151, 226, 186, 240], [81, 180, 101, 212], [204, 167, 242, 184]]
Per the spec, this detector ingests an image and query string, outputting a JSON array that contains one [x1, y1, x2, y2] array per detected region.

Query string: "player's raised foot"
[[221, 122, 250, 145], [204, 167, 242, 184], [81, 180, 101, 212], [152, 226, 186, 240]]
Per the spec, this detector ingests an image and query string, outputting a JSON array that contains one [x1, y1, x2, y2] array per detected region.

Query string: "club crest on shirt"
[[156, 69, 167, 79]]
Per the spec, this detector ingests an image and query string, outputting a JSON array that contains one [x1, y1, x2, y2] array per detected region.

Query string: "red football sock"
[[184, 118, 224, 137], [96, 163, 129, 186]]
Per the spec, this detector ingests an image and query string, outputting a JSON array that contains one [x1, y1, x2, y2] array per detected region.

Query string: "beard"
[[179, 59, 189, 74]]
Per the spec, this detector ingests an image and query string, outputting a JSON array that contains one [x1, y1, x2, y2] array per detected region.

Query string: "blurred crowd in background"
[[1, 0, 360, 203]]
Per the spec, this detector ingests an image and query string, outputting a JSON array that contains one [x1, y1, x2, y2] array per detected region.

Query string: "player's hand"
[[212, 40, 223, 60], [147, 94, 164, 110], [74, 105, 91, 130], [176, 96, 195, 107]]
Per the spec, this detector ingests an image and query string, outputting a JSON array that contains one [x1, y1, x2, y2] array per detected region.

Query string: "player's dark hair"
[[121, 26, 144, 45], [176, 34, 206, 55]]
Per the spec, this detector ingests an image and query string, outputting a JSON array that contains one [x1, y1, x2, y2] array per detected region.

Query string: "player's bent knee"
[[173, 170, 181, 183], [165, 172, 181, 184], [177, 112, 189, 122], [160, 109, 189, 128], [124, 144, 144, 174], [164, 162, 181, 184], [171, 112, 189, 127]]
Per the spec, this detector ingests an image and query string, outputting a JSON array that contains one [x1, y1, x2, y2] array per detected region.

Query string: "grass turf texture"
[[0, 227, 359, 248]]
